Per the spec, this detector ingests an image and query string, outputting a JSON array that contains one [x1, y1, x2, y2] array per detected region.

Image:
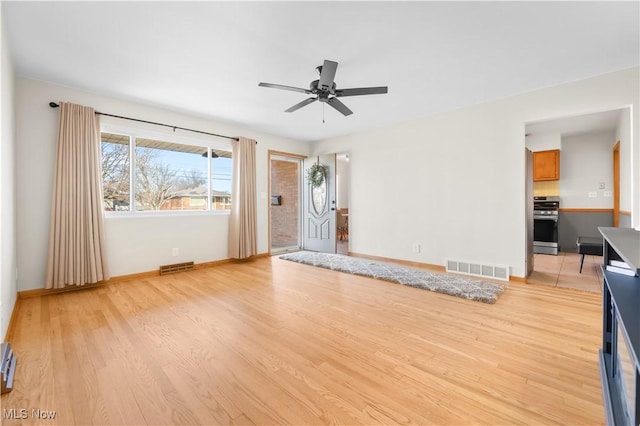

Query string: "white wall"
[[616, 107, 632, 212], [312, 67, 639, 278], [525, 133, 561, 151], [1, 8, 17, 339], [559, 131, 616, 208], [336, 154, 349, 209], [15, 78, 310, 290]]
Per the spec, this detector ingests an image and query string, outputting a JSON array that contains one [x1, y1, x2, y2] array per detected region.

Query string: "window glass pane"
[[211, 149, 232, 210], [135, 137, 208, 211], [101, 132, 131, 211]]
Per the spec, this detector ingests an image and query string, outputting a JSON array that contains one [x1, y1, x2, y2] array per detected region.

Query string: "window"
[[101, 132, 131, 211], [100, 130, 232, 213]]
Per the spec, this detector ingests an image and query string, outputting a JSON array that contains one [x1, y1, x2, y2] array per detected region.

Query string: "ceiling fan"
[[259, 59, 388, 116]]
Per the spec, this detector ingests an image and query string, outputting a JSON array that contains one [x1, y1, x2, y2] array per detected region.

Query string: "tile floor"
[[337, 239, 349, 255], [527, 252, 603, 293]]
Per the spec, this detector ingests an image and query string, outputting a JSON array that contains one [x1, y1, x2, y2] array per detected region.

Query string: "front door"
[[303, 154, 336, 253]]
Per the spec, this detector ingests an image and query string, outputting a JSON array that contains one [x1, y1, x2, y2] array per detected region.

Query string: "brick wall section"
[[271, 160, 299, 248]]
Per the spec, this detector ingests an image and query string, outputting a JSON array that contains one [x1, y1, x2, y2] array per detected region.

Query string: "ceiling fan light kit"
[[259, 59, 388, 117]]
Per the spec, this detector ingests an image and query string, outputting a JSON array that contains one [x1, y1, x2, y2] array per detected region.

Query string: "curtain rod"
[[48, 102, 243, 142]]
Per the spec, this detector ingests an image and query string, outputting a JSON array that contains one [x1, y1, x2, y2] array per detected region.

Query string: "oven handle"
[[534, 215, 558, 221]]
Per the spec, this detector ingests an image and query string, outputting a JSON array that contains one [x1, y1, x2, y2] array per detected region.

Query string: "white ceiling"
[[4, 1, 639, 142]]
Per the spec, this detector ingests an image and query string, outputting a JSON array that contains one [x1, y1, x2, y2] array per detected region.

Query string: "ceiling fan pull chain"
[[323, 102, 325, 124]]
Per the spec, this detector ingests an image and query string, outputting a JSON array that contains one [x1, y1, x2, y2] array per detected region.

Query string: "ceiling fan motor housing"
[[310, 79, 336, 97]]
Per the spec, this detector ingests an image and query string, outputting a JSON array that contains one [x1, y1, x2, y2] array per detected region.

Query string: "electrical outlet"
[[413, 243, 421, 253], [588, 192, 597, 198], [604, 190, 613, 197], [599, 182, 605, 189], [172, 248, 179, 257]]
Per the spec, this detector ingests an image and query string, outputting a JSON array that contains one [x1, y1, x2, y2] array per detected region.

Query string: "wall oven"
[[533, 196, 559, 255]]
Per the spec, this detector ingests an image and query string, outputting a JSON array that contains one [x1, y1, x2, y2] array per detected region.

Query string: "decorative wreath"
[[306, 163, 326, 188]]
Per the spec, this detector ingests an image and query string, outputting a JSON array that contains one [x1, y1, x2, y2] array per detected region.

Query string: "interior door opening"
[[269, 152, 303, 255], [524, 107, 631, 292], [336, 152, 350, 255]]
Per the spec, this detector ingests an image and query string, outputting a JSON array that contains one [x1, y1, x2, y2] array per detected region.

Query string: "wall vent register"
[[446, 259, 509, 281], [159, 261, 195, 275], [1, 342, 16, 394]]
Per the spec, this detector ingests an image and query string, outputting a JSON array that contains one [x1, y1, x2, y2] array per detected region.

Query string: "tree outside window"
[[100, 132, 232, 212]]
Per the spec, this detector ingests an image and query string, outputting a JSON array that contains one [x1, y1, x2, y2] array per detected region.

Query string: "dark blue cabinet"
[[599, 227, 640, 426]]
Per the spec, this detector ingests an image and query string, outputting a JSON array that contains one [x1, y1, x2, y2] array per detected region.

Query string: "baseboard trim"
[[4, 297, 22, 342], [348, 252, 446, 272], [17, 253, 270, 299], [510, 275, 526, 283], [18, 281, 106, 299]]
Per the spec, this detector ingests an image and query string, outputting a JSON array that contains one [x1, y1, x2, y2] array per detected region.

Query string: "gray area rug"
[[280, 251, 505, 304]]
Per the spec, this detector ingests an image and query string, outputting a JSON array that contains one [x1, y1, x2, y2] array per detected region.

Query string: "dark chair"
[[576, 236, 603, 273]]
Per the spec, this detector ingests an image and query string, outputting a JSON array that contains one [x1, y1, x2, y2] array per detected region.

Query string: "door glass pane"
[[312, 171, 327, 215]]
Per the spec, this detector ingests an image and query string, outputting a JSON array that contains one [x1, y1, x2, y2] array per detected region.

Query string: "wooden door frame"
[[268, 150, 306, 255], [613, 141, 620, 227]]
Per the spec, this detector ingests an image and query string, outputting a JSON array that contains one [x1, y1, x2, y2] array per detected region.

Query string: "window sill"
[[104, 210, 231, 219]]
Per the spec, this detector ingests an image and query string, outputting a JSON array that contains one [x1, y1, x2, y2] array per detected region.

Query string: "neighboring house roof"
[[169, 186, 231, 198]]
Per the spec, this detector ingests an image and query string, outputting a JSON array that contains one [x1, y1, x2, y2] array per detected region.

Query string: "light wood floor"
[[2, 256, 604, 425]]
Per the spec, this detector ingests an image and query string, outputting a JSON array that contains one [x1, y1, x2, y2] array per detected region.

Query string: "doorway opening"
[[524, 106, 631, 292], [269, 152, 304, 255], [336, 153, 350, 255]]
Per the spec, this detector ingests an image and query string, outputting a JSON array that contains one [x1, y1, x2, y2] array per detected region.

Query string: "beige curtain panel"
[[46, 102, 109, 288], [228, 137, 258, 259]]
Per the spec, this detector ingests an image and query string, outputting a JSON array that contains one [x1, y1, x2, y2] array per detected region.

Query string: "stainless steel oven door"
[[533, 215, 559, 254]]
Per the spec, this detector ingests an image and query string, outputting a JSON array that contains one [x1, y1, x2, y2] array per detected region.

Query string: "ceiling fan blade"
[[318, 60, 338, 91], [335, 86, 388, 97], [327, 97, 353, 116], [259, 82, 312, 95], [285, 97, 317, 113]]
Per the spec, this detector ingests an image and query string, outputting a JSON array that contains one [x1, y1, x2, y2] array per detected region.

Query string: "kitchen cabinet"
[[533, 149, 560, 181]]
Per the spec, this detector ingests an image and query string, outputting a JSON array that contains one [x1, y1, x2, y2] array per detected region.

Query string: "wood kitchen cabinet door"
[[533, 149, 559, 181]]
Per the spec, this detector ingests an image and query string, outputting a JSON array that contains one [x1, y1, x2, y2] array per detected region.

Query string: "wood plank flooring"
[[2, 256, 604, 425]]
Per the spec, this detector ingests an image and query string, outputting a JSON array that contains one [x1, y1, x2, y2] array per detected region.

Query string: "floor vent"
[[160, 261, 195, 275], [446, 259, 509, 281]]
